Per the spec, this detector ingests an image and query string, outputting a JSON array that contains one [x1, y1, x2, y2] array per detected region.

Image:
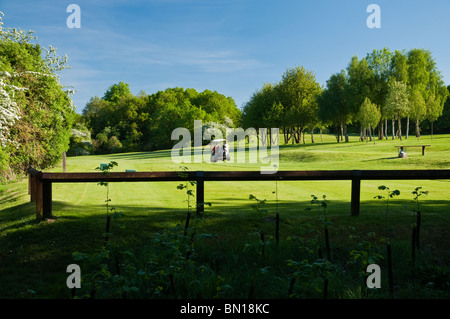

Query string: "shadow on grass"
[[100, 149, 174, 161], [362, 156, 399, 162], [1, 196, 449, 298]]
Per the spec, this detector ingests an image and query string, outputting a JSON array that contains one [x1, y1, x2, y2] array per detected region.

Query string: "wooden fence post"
[[43, 180, 52, 219], [196, 171, 204, 216], [27, 166, 39, 202], [28, 173, 36, 202], [351, 171, 361, 216], [35, 172, 44, 221]]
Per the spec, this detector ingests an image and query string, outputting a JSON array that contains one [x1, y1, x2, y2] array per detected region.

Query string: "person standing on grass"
[[223, 141, 229, 161]]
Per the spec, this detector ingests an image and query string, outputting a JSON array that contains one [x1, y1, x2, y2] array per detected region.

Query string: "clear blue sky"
[[2, 0, 450, 114]]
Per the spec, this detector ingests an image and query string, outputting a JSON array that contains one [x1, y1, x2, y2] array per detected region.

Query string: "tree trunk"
[[310, 128, 315, 144], [292, 126, 296, 144], [406, 116, 409, 139], [369, 126, 373, 142], [360, 126, 364, 142], [283, 127, 289, 144], [416, 119, 420, 139], [335, 125, 340, 143], [340, 124, 344, 142], [344, 124, 349, 143], [385, 119, 388, 140], [391, 117, 395, 140], [431, 121, 434, 140], [378, 121, 383, 140], [320, 128, 323, 142], [271, 128, 279, 146], [260, 129, 267, 147], [397, 116, 402, 141]]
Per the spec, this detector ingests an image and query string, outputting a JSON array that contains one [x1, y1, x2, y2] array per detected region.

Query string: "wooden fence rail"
[[27, 166, 450, 222]]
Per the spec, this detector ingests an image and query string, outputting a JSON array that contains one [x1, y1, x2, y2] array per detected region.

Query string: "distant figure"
[[211, 144, 218, 162], [223, 141, 229, 161], [398, 150, 407, 158]]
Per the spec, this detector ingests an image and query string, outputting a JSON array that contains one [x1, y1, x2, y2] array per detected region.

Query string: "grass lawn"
[[1, 133, 449, 299]]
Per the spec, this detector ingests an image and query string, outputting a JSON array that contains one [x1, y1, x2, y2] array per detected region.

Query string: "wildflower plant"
[[95, 161, 118, 217], [374, 185, 400, 240], [412, 187, 428, 213], [307, 195, 331, 261]]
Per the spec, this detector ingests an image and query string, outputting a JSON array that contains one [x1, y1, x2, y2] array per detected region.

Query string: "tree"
[[408, 89, 427, 139], [103, 81, 132, 103], [0, 13, 75, 180], [390, 50, 409, 83], [425, 74, 448, 139], [365, 48, 393, 140], [384, 80, 409, 140], [277, 66, 321, 145], [0, 71, 22, 147], [242, 82, 279, 145], [426, 92, 447, 139], [193, 89, 241, 127], [67, 122, 93, 156], [407, 49, 429, 93], [317, 70, 351, 143], [390, 50, 409, 138], [433, 85, 450, 133], [347, 56, 373, 114], [357, 97, 381, 142], [82, 96, 112, 137]]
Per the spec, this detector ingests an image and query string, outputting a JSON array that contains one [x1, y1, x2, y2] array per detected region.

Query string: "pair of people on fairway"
[[212, 141, 229, 161]]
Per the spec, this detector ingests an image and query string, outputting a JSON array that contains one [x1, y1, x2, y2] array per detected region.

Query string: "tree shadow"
[[1, 193, 450, 298], [361, 156, 399, 162]]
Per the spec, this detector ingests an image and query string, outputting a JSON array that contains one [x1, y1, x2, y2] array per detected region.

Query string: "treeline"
[[70, 83, 242, 155], [242, 48, 450, 144], [0, 15, 75, 182]]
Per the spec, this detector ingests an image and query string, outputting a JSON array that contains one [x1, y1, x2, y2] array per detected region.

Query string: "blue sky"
[[1, 0, 450, 114]]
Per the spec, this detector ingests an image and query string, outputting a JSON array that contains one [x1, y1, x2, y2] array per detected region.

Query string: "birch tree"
[[358, 97, 381, 142], [408, 89, 427, 139], [384, 80, 409, 140]]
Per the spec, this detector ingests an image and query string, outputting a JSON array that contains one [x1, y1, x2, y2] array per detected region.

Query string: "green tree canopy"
[[80, 85, 241, 153], [0, 14, 75, 181], [317, 70, 351, 142], [384, 80, 409, 140], [358, 97, 381, 135], [409, 89, 427, 138]]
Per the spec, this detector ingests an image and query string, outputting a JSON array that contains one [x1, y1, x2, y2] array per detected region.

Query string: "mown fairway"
[[1, 134, 450, 299]]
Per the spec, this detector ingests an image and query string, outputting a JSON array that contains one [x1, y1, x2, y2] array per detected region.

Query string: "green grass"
[[1, 133, 449, 299]]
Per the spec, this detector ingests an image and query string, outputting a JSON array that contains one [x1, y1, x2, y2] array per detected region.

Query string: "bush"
[[67, 124, 93, 156]]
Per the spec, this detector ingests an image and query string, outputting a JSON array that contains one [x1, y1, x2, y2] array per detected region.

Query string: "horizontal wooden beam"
[[30, 167, 450, 222], [395, 145, 431, 147], [40, 169, 450, 183]]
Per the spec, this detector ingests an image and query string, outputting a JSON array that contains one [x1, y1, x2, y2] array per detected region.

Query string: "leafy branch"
[[412, 186, 428, 213], [374, 185, 400, 241], [177, 166, 197, 216], [95, 161, 118, 216], [307, 195, 331, 261]]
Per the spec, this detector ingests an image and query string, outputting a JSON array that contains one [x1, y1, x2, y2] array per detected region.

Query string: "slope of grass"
[[0, 134, 449, 299]]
